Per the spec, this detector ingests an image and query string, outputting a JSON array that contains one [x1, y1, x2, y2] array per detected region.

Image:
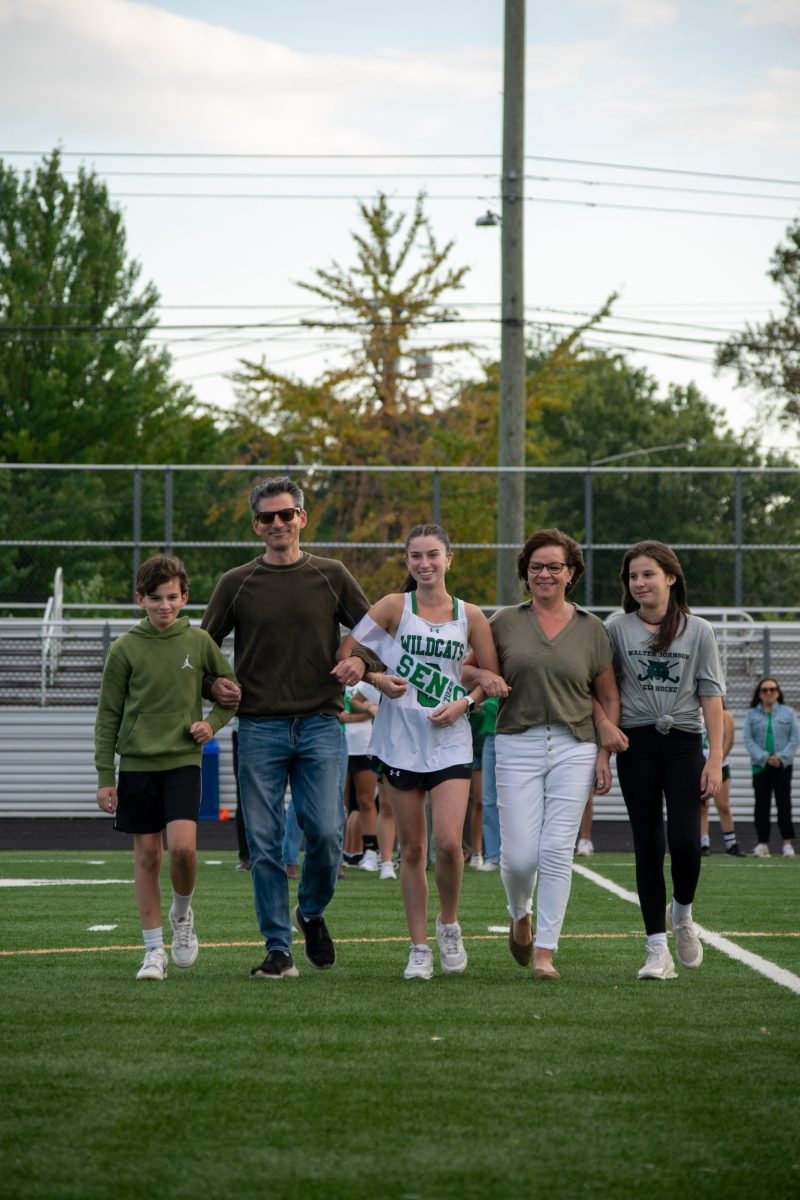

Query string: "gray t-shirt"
[[606, 611, 725, 733], [489, 603, 612, 742]]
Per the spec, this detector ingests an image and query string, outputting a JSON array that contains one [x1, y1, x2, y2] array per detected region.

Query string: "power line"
[[92, 191, 793, 221], [53, 168, 800, 203], [3, 149, 799, 186]]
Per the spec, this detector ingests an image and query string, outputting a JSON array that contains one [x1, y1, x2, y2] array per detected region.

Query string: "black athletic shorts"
[[371, 757, 472, 792], [348, 754, 376, 774], [114, 766, 201, 835]]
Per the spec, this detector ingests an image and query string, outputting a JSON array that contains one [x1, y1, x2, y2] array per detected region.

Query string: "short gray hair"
[[249, 476, 305, 516]]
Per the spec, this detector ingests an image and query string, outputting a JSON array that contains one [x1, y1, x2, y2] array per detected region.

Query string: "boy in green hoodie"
[[95, 554, 239, 981]]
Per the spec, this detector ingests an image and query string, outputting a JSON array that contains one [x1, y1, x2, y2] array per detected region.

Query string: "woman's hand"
[[597, 718, 629, 754], [374, 673, 407, 700], [594, 750, 613, 795], [700, 760, 722, 799], [468, 668, 509, 698], [428, 699, 467, 728]]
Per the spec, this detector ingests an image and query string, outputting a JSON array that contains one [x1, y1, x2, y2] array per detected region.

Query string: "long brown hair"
[[620, 540, 689, 652], [400, 524, 452, 592]]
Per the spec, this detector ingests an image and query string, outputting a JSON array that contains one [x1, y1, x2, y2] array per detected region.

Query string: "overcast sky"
[[1, 0, 799, 453]]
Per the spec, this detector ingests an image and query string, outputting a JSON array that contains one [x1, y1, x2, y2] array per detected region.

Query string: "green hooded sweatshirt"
[[94, 615, 237, 787]]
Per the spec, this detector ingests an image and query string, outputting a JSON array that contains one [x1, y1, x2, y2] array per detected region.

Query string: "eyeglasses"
[[527, 561, 568, 575], [760, 686, 778, 693], [254, 507, 301, 526]]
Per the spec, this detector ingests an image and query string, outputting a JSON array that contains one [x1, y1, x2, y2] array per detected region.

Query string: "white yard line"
[[0, 878, 132, 887], [573, 862, 800, 995]]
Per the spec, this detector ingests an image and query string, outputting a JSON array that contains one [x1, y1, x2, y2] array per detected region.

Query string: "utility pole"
[[496, 0, 526, 604]]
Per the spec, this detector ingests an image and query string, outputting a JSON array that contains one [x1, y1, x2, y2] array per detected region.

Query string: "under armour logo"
[[181, 654, 193, 670]]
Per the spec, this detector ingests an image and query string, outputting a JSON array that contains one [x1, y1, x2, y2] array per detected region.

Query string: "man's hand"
[[190, 720, 214, 745], [330, 656, 367, 687], [211, 678, 241, 707]]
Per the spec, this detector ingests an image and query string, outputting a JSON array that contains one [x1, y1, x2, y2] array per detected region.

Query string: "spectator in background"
[[342, 683, 381, 871], [466, 707, 486, 867], [700, 699, 744, 856], [478, 696, 500, 872], [575, 790, 595, 856], [743, 677, 798, 858]]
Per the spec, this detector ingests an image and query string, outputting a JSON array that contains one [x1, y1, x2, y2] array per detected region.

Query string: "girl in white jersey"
[[336, 524, 503, 980]]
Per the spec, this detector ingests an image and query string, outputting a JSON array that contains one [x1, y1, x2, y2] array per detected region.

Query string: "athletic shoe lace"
[[173, 915, 194, 948], [441, 925, 461, 956], [411, 946, 430, 966]]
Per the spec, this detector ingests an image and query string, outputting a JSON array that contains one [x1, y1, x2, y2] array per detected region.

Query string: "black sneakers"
[[292, 904, 336, 969], [250, 950, 299, 979], [726, 843, 746, 857]]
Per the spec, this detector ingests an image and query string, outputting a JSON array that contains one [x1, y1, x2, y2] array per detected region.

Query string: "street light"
[[475, 210, 501, 227], [590, 441, 697, 465]]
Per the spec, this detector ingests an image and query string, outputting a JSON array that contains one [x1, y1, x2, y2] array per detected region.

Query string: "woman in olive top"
[[471, 529, 621, 981]]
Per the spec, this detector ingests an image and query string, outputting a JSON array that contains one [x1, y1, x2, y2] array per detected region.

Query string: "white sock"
[[170, 890, 193, 920], [671, 899, 692, 923], [647, 933, 668, 950], [143, 926, 164, 952], [700, 835, 710, 848]]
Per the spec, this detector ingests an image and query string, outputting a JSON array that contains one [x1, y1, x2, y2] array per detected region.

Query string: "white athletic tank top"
[[368, 592, 472, 774]]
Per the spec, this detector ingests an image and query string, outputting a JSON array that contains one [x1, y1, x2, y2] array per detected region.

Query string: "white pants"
[[496, 725, 597, 951]]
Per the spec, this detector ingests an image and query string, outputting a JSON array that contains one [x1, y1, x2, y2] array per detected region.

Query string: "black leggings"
[[616, 725, 704, 936], [752, 766, 795, 843]]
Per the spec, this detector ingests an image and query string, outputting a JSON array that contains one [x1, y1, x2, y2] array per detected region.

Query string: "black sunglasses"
[[254, 507, 301, 526], [760, 686, 778, 693]]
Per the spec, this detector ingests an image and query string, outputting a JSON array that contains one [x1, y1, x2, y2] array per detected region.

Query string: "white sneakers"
[[667, 905, 703, 969], [169, 908, 199, 968], [359, 849, 379, 872], [403, 917, 469, 979], [136, 947, 168, 981], [435, 914, 468, 975], [783, 844, 796, 857], [637, 943, 677, 981], [469, 853, 485, 869], [404, 944, 434, 980], [379, 860, 397, 880], [752, 843, 771, 858], [575, 839, 594, 857], [477, 860, 499, 872]]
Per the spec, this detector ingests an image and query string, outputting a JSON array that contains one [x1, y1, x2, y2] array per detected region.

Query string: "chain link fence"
[[2, 462, 799, 612]]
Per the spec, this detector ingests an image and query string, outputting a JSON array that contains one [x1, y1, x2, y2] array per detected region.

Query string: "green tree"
[[715, 217, 800, 422], [0, 151, 201, 464], [0, 151, 223, 605]]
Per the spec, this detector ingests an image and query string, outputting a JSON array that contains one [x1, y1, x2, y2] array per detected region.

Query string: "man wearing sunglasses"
[[202, 476, 375, 979]]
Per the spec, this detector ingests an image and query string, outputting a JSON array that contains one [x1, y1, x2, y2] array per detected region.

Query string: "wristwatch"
[[464, 696, 476, 713]]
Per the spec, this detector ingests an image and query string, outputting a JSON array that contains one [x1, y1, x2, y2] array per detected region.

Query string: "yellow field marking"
[[2, 930, 799, 958]]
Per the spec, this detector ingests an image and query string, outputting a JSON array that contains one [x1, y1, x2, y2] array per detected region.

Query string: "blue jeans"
[[282, 729, 348, 865], [238, 716, 345, 953], [481, 734, 500, 864], [282, 797, 303, 866]]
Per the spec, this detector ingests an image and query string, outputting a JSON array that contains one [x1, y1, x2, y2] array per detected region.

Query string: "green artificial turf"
[[1, 851, 798, 1199]]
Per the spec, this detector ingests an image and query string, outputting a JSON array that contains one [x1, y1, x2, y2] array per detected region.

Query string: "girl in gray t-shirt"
[[605, 540, 725, 984]]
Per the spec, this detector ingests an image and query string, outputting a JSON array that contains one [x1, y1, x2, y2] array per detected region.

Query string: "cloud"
[[575, 0, 680, 31], [598, 67, 800, 141], [728, 0, 800, 32], [0, 0, 506, 153]]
